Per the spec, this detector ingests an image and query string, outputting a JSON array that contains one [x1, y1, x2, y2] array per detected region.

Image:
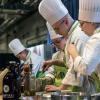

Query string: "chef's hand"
[[42, 60, 53, 71], [45, 85, 60, 92], [67, 43, 79, 60]]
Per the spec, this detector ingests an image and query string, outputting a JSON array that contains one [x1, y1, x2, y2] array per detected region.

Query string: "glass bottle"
[[23, 64, 30, 96]]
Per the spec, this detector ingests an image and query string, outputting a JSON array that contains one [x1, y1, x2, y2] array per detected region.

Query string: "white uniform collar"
[[68, 21, 79, 36]]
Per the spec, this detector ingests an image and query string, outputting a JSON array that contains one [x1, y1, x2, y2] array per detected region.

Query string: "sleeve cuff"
[[74, 56, 82, 72], [62, 69, 82, 86]]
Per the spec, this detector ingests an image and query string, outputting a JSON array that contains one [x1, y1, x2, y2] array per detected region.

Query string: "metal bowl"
[[91, 93, 100, 100], [42, 93, 51, 100], [35, 92, 44, 100], [51, 91, 91, 100], [61, 94, 77, 100], [21, 96, 35, 100], [35, 91, 61, 100], [61, 91, 79, 100], [51, 94, 77, 100]]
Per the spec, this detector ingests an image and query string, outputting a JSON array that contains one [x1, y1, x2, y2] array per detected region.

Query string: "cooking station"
[[20, 91, 100, 100], [0, 58, 100, 100]]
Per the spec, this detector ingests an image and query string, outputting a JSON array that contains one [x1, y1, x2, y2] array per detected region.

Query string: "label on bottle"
[[3, 85, 10, 93]]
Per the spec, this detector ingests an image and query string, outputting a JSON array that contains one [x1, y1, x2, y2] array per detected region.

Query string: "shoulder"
[[52, 51, 64, 59], [85, 33, 100, 51], [90, 33, 100, 40], [87, 33, 100, 44], [52, 51, 60, 59]]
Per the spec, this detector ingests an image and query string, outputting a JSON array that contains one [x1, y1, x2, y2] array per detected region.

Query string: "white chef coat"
[[62, 21, 89, 86], [73, 27, 100, 80], [21, 49, 55, 79]]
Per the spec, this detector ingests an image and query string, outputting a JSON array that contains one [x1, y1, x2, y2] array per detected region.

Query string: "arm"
[[68, 35, 100, 75], [42, 51, 66, 71], [62, 68, 83, 86], [42, 59, 65, 71], [44, 63, 83, 92], [45, 84, 69, 92], [49, 59, 65, 67]]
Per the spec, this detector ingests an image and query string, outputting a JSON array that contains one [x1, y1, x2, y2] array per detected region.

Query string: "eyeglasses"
[[79, 21, 85, 27], [79, 21, 91, 27], [52, 37, 64, 44], [53, 20, 65, 32]]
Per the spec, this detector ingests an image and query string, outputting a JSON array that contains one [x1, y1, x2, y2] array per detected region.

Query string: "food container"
[[51, 94, 77, 100], [35, 92, 44, 100], [62, 94, 76, 100], [91, 93, 100, 100], [35, 91, 61, 100], [61, 91, 79, 100], [42, 93, 51, 100], [51, 91, 91, 100], [21, 96, 35, 100]]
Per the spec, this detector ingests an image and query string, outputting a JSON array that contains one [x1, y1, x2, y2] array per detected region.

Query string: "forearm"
[[74, 56, 88, 75], [51, 59, 66, 67]]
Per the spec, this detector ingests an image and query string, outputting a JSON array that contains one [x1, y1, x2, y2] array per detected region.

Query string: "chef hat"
[[46, 22, 62, 39], [79, 0, 100, 23], [9, 38, 26, 56], [38, 0, 68, 25]]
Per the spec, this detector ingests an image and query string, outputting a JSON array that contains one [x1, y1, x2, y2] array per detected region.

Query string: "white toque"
[[79, 0, 100, 23], [46, 22, 62, 39], [38, 0, 68, 25], [9, 38, 25, 56]]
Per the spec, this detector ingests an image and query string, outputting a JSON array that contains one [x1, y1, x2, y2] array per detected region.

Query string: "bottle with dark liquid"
[[23, 64, 31, 96], [23, 64, 35, 96], [3, 72, 15, 100], [3, 61, 21, 100]]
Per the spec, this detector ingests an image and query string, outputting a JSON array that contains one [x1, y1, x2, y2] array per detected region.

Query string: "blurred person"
[[44, 22, 67, 91], [9, 38, 55, 91]]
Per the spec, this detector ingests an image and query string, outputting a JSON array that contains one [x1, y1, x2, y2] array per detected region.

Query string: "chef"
[[9, 38, 55, 91], [38, 0, 92, 93], [67, 0, 100, 92], [44, 22, 67, 91]]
